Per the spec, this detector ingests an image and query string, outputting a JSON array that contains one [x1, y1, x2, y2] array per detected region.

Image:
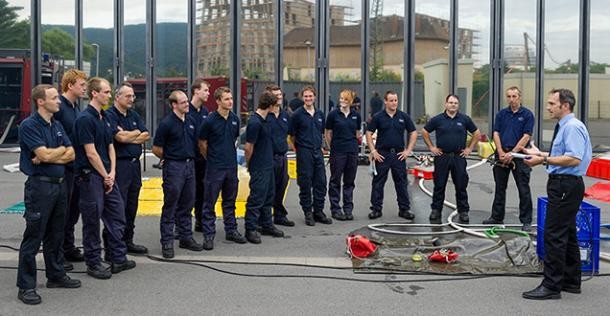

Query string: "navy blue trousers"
[[160, 159, 195, 245], [63, 167, 80, 253], [542, 176, 584, 291], [113, 158, 142, 242], [296, 147, 326, 213], [328, 152, 358, 215], [17, 177, 67, 290], [245, 168, 275, 231], [201, 167, 239, 237], [193, 158, 207, 225], [272, 154, 289, 219], [370, 149, 410, 212], [491, 158, 533, 224], [431, 154, 469, 213], [78, 173, 127, 266]]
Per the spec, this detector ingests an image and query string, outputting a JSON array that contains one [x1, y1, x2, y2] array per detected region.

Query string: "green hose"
[[483, 226, 529, 238]]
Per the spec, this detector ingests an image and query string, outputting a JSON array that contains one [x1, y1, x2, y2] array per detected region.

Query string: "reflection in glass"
[[0, 1, 33, 143], [457, 0, 489, 134], [241, 0, 277, 123], [155, 0, 187, 126], [329, 0, 361, 117], [542, 0, 579, 149], [124, 0, 147, 119], [283, 0, 316, 114], [369, 0, 405, 122], [502, 0, 537, 143], [588, 0, 610, 150], [415, 0, 450, 127], [83, 1, 114, 84]]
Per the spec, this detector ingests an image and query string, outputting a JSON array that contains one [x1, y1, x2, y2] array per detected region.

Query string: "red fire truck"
[[0, 49, 61, 145]]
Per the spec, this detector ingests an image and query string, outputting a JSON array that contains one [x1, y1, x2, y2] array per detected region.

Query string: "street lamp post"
[[91, 43, 100, 77]]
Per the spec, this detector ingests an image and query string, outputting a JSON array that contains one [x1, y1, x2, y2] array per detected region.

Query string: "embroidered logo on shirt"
[[518, 117, 524, 121], [189, 125, 195, 129], [352, 116, 357, 120], [399, 119, 404, 123], [56, 131, 63, 137], [282, 118, 287, 122], [457, 122, 463, 126], [318, 118, 322, 122], [106, 122, 111, 127], [132, 122, 137, 126], [232, 121, 238, 126]]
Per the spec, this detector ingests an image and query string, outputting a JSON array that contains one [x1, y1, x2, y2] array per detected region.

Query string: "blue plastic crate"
[[537, 197, 600, 240], [536, 197, 601, 273], [536, 228, 600, 273]]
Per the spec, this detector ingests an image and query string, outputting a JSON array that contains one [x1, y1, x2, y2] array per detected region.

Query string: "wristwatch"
[[542, 156, 548, 166]]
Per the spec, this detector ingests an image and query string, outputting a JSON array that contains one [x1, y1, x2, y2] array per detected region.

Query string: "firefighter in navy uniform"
[[54, 69, 88, 266], [244, 91, 285, 243], [288, 86, 332, 226], [365, 90, 417, 220], [73, 78, 135, 279], [187, 78, 210, 233], [104, 82, 150, 255], [152, 90, 204, 258], [17, 85, 81, 305], [421, 94, 480, 224], [198, 87, 248, 250], [265, 85, 295, 227]]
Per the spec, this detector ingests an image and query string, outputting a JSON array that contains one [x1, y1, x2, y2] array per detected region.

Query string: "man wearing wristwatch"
[[521, 88, 592, 300]]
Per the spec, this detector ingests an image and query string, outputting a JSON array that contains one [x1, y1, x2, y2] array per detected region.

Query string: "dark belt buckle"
[[389, 148, 397, 153]]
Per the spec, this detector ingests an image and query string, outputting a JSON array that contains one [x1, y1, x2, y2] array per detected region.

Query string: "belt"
[[274, 153, 287, 157], [118, 157, 139, 162], [443, 152, 463, 157], [166, 158, 193, 163], [379, 148, 403, 153], [32, 176, 64, 184], [549, 174, 581, 180]]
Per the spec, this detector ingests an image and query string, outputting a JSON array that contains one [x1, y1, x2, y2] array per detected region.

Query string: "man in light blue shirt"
[[522, 88, 592, 300]]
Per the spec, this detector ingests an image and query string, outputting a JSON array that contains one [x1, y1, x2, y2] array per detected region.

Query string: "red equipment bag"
[[428, 249, 459, 263], [346, 235, 377, 258]]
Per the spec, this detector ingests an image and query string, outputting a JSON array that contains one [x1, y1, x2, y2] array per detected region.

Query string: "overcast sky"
[[9, 0, 610, 65]]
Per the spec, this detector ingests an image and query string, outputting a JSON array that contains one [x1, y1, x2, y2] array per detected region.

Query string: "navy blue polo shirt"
[[267, 110, 289, 155], [245, 112, 273, 172], [188, 102, 209, 160], [19, 113, 72, 177], [367, 110, 416, 150], [73, 105, 114, 175], [54, 95, 80, 142], [105, 105, 148, 159], [424, 111, 478, 153], [288, 106, 325, 150], [153, 111, 197, 160], [325, 108, 361, 153], [493, 106, 534, 149], [199, 111, 240, 169]]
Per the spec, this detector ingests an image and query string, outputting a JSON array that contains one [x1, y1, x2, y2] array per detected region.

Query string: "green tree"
[[0, 0, 29, 48]]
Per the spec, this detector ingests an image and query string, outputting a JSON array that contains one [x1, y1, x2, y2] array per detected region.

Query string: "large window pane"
[[542, 0, 579, 149], [502, 0, 537, 142], [83, 0, 114, 86], [156, 0, 188, 126], [241, 0, 276, 125], [196, 0, 232, 114], [369, 0, 405, 122], [124, 0, 147, 119], [41, 0, 75, 84], [329, 0, 361, 116], [282, 0, 315, 114], [589, 0, 610, 150], [415, 0, 450, 126], [458, 0, 490, 134], [0, 0, 31, 144]]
